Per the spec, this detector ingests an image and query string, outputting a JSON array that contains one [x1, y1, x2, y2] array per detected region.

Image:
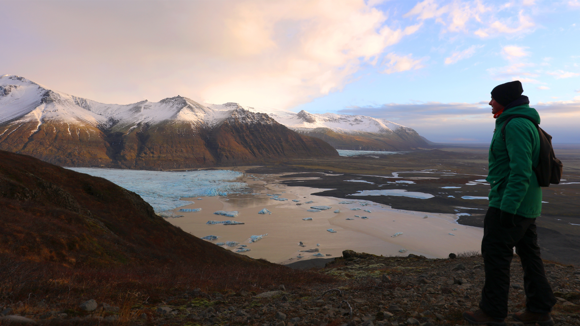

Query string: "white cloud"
[[444, 45, 483, 64], [487, 63, 539, 82], [382, 53, 426, 74], [404, 0, 489, 34], [547, 70, 580, 78], [537, 86, 549, 90], [474, 11, 535, 37], [522, 0, 536, 5], [569, 0, 580, 7], [502, 45, 530, 60], [0, 0, 421, 110]]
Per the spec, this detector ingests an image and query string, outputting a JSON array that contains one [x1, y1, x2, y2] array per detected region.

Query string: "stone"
[[102, 303, 120, 312], [276, 312, 287, 320], [406, 318, 420, 325], [452, 264, 466, 271], [157, 306, 172, 315], [79, 299, 98, 312], [0, 315, 37, 324], [449, 253, 457, 259], [290, 317, 301, 323], [255, 290, 285, 298], [343, 250, 357, 259]]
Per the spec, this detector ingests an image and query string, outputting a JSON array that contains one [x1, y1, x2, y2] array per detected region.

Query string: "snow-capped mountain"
[[0, 75, 337, 168], [270, 110, 428, 151]]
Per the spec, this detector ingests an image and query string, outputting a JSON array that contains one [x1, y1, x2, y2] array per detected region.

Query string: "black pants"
[[479, 207, 556, 319]]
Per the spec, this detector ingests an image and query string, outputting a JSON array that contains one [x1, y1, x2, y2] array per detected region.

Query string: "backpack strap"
[[501, 114, 538, 141]]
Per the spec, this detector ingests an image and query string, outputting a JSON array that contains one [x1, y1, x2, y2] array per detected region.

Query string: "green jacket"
[[487, 103, 541, 218]]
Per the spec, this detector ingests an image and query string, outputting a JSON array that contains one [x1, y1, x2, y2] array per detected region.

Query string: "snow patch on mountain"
[[270, 110, 406, 134]]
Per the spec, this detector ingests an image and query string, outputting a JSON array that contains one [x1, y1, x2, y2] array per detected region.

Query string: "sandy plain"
[[167, 172, 484, 265]]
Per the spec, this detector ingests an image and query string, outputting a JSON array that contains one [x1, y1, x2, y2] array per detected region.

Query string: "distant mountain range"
[[0, 75, 428, 168], [271, 110, 429, 151]]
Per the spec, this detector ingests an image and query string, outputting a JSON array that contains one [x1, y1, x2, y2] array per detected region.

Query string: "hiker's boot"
[[463, 309, 507, 325], [513, 310, 554, 325]]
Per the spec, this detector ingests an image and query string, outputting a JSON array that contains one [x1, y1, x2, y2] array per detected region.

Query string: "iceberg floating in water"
[[399, 249, 407, 253], [236, 248, 251, 253], [258, 208, 271, 215], [361, 216, 369, 219], [364, 209, 371, 213], [249, 234, 268, 243], [216, 242, 225, 246], [339, 201, 354, 204], [448, 233, 455, 236], [201, 235, 218, 241], [327, 229, 337, 233], [206, 220, 244, 225], [305, 201, 314, 204], [292, 199, 300, 202], [346, 218, 354, 220], [313, 253, 324, 257], [226, 241, 239, 247], [351, 208, 361, 211], [311, 206, 331, 210], [302, 217, 313, 221], [307, 209, 321, 212], [391, 232, 403, 237], [214, 210, 239, 217], [334, 209, 340, 213], [179, 208, 202, 212]]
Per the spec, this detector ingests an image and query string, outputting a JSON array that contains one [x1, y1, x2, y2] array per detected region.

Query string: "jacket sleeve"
[[500, 119, 536, 215]]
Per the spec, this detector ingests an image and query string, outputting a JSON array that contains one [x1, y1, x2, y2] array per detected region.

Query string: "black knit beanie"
[[491, 80, 523, 106]]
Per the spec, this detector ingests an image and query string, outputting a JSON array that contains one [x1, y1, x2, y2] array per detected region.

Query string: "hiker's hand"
[[500, 211, 516, 228]]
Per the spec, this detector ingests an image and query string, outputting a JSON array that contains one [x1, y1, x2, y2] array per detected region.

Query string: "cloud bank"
[[0, 0, 421, 110]]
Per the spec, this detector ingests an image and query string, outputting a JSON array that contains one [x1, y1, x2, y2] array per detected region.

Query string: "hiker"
[[463, 81, 557, 326]]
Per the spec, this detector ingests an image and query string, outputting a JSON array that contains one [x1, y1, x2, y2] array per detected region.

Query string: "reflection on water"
[[224, 195, 271, 208], [349, 189, 434, 199]]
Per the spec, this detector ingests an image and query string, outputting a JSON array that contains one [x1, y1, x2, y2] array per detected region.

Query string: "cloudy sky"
[[1, 0, 579, 143]]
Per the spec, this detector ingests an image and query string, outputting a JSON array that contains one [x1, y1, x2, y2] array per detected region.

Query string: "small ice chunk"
[[216, 242, 225, 246], [452, 228, 458, 231], [236, 248, 251, 253], [226, 241, 239, 247], [448, 233, 455, 236], [313, 253, 324, 257], [249, 234, 268, 243], [179, 208, 202, 212], [305, 201, 314, 204], [391, 232, 403, 237], [258, 208, 271, 215], [302, 217, 313, 221], [334, 209, 340, 213], [339, 201, 354, 204], [292, 199, 300, 202], [307, 209, 321, 212], [214, 210, 239, 217], [346, 218, 354, 220], [327, 229, 337, 233], [317, 243, 320, 247], [311, 206, 331, 210], [361, 216, 369, 219], [201, 235, 218, 241], [399, 249, 407, 253], [364, 209, 371, 213], [351, 208, 361, 211], [354, 215, 359, 217]]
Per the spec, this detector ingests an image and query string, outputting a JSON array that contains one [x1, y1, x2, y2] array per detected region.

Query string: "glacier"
[[68, 168, 247, 212]]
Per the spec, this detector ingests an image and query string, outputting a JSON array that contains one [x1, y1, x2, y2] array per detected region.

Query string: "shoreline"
[[167, 172, 484, 264]]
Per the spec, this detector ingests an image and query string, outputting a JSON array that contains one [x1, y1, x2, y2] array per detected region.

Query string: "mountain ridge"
[[0, 75, 338, 169]]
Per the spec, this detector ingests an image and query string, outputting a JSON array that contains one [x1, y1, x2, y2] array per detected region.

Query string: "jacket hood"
[[496, 95, 541, 125]]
